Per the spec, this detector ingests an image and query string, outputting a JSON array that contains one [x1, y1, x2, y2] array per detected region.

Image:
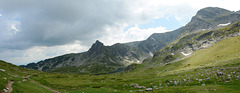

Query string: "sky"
[[0, 0, 239, 65]]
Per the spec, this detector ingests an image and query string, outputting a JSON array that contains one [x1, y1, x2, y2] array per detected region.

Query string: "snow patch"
[[218, 22, 231, 27], [149, 52, 153, 57], [0, 69, 5, 72], [181, 52, 191, 56]]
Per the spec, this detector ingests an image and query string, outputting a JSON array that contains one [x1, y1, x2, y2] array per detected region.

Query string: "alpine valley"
[[1, 7, 240, 93]]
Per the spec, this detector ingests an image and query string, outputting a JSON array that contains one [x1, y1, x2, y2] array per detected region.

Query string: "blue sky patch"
[[124, 15, 191, 31]]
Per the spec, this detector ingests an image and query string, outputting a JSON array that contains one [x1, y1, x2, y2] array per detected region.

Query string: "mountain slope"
[[0, 60, 53, 93], [135, 27, 183, 54], [22, 40, 150, 74], [149, 21, 240, 65], [128, 7, 240, 55], [22, 7, 240, 74], [182, 7, 240, 35], [30, 34, 240, 93]]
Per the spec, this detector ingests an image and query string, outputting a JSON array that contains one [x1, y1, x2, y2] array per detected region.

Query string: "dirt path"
[[29, 79, 61, 93], [24, 73, 61, 93], [2, 80, 14, 93]]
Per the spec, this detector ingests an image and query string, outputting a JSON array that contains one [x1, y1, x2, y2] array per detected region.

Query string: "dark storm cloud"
[[0, 0, 138, 50]]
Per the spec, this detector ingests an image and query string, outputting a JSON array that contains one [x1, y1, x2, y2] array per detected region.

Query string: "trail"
[[2, 80, 14, 93], [29, 79, 61, 93], [23, 73, 61, 93]]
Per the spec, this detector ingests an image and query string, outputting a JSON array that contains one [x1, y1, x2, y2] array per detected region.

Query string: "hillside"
[[22, 40, 150, 74], [2, 21, 240, 93], [2, 7, 240, 93], [28, 33, 240, 93], [22, 7, 240, 74], [181, 7, 240, 35], [0, 60, 55, 93], [149, 20, 240, 65]]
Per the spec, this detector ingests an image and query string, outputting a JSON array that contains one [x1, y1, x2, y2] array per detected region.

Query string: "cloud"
[[0, 40, 88, 65], [99, 24, 168, 45], [0, 0, 239, 64]]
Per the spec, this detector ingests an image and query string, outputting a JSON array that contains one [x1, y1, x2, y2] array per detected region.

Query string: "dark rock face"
[[87, 40, 105, 55], [137, 28, 183, 54]]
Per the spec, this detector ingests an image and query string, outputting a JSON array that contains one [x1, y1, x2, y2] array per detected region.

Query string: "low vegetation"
[[27, 36, 240, 93]]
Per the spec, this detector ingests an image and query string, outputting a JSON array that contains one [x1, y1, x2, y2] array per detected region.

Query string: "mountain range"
[[2, 7, 240, 92], [21, 7, 240, 74]]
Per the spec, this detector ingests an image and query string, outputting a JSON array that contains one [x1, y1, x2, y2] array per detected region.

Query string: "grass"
[[12, 81, 53, 93], [29, 36, 240, 93], [157, 36, 240, 76], [1, 24, 240, 92], [0, 60, 53, 93], [1, 35, 240, 92]]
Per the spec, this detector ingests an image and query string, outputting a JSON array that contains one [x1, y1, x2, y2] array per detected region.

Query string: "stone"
[[145, 88, 153, 91], [205, 78, 210, 80], [0, 69, 5, 72], [3, 89, 8, 92], [217, 72, 224, 76], [174, 81, 178, 85]]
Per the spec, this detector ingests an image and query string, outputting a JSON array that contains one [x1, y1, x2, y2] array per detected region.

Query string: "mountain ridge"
[[22, 7, 240, 74]]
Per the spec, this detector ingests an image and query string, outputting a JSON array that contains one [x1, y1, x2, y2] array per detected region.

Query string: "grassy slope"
[[0, 60, 53, 93], [30, 36, 240, 93], [157, 36, 240, 76]]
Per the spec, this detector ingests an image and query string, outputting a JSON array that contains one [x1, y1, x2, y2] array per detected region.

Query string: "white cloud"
[[11, 24, 19, 34], [0, 0, 240, 65], [99, 23, 169, 45], [0, 41, 88, 65]]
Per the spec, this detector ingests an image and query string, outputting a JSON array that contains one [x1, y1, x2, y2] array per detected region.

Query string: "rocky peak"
[[182, 7, 236, 34], [95, 40, 104, 46], [87, 40, 105, 54], [196, 7, 232, 20]]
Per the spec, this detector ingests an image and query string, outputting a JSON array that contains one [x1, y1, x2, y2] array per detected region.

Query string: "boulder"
[[217, 72, 224, 76], [145, 88, 153, 91]]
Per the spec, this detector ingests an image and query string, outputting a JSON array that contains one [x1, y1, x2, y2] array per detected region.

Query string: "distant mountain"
[[22, 40, 150, 74], [22, 7, 240, 74], [182, 7, 240, 34], [136, 28, 183, 54], [150, 19, 240, 64]]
